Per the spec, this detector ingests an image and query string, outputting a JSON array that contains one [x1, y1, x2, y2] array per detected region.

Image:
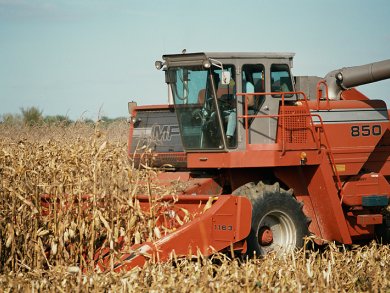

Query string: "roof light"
[[202, 59, 211, 69], [155, 60, 164, 70]]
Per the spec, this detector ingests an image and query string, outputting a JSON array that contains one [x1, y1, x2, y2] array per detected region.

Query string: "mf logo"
[[151, 124, 180, 141]]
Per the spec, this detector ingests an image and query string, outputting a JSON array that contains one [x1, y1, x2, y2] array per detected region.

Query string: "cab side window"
[[271, 64, 293, 98], [242, 64, 265, 112]]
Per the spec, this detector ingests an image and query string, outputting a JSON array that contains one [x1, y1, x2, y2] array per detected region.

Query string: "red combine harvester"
[[97, 52, 390, 272]]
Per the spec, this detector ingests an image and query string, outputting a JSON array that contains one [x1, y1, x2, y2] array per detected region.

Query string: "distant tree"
[[44, 115, 73, 126], [1, 113, 23, 125], [77, 117, 95, 124], [112, 117, 127, 122], [100, 116, 114, 123], [20, 107, 43, 126], [100, 116, 127, 124]]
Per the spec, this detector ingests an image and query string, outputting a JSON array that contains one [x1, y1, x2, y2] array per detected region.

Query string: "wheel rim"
[[258, 226, 273, 246], [257, 210, 296, 254]]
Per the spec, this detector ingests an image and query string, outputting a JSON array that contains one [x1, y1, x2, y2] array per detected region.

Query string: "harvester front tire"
[[232, 181, 309, 256]]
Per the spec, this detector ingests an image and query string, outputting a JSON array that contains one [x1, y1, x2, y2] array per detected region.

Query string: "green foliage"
[[1, 113, 22, 125], [43, 115, 72, 126], [20, 107, 43, 126], [100, 116, 127, 124], [100, 115, 114, 123], [1, 107, 124, 126]]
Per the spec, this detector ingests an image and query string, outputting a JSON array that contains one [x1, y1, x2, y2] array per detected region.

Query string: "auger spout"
[[325, 59, 390, 99]]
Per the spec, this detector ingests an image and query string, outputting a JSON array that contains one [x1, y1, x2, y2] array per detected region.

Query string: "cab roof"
[[163, 52, 295, 59], [162, 52, 295, 68]]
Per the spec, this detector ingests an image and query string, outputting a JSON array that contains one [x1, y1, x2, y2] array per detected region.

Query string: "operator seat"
[[197, 87, 231, 104]]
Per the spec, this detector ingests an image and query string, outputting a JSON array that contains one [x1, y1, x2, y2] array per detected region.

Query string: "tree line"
[[1, 107, 126, 126]]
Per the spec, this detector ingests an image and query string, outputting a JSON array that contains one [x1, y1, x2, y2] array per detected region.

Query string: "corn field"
[[0, 123, 389, 292]]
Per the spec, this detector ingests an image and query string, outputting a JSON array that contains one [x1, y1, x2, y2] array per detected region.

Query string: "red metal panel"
[[357, 214, 383, 226], [303, 155, 352, 244], [342, 173, 390, 206]]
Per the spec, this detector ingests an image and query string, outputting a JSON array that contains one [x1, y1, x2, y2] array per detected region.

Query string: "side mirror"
[[165, 70, 177, 84], [128, 101, 137, 116], [221, 70, 231, 85]]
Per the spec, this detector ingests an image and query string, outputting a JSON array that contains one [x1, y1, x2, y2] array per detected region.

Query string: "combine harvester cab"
[[101, 52, 390, 272]]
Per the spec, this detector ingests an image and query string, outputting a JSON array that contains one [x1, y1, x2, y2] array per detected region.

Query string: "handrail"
[[237, 91, 313, 151], [316, 80, 331, 110], [309, 114, 343, 192], [236, 91, 343, 194]]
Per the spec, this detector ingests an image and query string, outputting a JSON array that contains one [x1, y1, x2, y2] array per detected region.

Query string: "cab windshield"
[[169, 64, 236, 150]]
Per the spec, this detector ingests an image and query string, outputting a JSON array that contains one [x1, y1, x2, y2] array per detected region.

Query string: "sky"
[[1, 0, 389, 120]]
